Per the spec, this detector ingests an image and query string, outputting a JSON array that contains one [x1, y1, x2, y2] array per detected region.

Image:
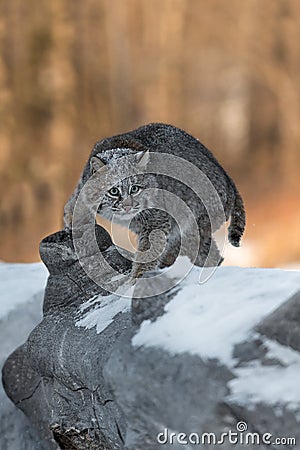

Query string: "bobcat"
[[64, 123, 246, 278]]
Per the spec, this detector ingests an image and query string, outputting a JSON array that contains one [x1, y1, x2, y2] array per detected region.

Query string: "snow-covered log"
[[2, 227, 300, 449]]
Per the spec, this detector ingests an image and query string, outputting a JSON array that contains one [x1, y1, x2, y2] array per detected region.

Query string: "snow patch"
[[96, 148, 134, 164], [132, 266, 300, 366], [228, 339, 300, 412], [76, 285, 134, 334], [0, 262, 48, 320]]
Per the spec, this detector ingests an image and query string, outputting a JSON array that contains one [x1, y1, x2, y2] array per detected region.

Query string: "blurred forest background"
[[0, 0, 299, 267]]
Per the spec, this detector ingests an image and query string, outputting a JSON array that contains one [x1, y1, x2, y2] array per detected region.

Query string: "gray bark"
[[2, 226, 300, 449]]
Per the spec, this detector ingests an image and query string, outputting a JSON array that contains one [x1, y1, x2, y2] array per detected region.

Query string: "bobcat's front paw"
[[131, 261, 159, 280], [131, 263, 146, 280]]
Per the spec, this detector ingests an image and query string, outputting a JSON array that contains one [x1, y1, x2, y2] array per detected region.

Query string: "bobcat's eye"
[[108, 187, 120, 197], [129, 185, 141, 195]]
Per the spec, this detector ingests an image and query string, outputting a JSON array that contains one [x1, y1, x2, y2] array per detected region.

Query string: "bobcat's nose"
[[123, 204, 132, 213], [122, 197, 133, 213]]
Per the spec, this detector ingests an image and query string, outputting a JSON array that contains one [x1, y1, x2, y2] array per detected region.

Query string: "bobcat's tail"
[[228, 189, 246, 247]]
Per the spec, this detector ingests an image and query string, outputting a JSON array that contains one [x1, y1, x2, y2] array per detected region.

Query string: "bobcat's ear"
[[90, 156, 105, 174], [136, 150, 150, 169]]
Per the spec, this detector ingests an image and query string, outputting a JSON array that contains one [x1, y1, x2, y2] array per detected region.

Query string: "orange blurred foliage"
[[0, 0, 299, 267]]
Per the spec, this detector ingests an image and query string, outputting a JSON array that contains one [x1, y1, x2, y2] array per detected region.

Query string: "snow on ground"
[[0, 263, 48, 449], [0, 262, 48, 319]]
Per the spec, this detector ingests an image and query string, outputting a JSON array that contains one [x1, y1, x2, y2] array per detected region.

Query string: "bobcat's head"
[[88, 148, 156, 223]]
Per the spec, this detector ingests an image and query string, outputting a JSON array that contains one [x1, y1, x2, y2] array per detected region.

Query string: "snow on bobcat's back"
[[0, 262, 48, 320]]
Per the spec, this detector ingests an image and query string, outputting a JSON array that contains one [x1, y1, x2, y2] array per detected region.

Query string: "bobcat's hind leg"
[[195, 235, 223, 267], [157, 234, 180, 269]]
